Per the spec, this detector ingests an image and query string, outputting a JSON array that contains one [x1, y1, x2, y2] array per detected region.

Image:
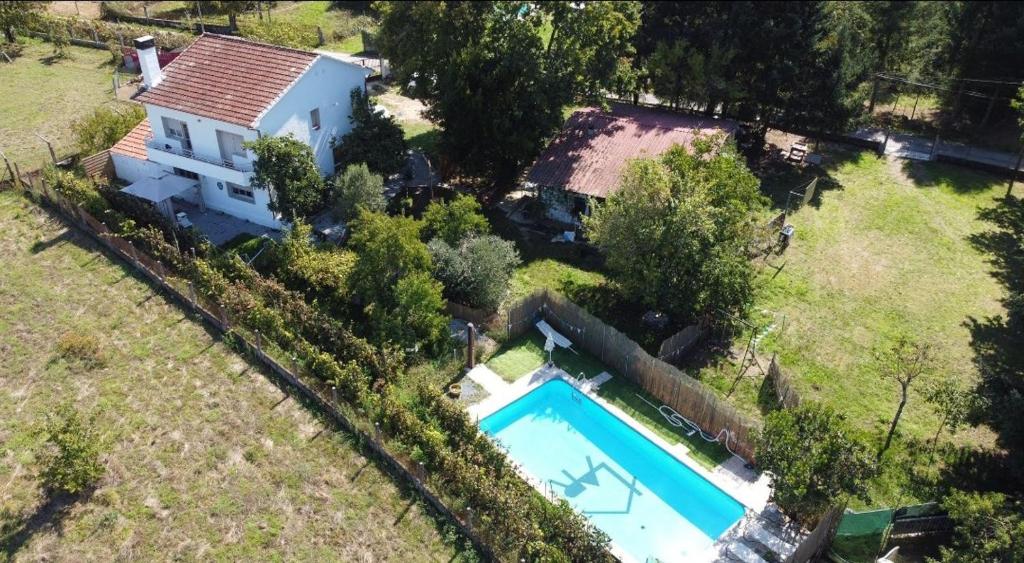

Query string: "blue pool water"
[[480, 379, 744, 562]]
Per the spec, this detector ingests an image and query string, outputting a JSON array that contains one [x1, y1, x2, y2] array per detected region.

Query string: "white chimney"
[[134, 36, 163, 88]]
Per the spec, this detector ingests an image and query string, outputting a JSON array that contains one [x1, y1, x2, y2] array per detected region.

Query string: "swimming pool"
[[480, 379, 745, 562]]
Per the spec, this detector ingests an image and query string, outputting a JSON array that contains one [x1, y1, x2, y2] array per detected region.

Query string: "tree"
[[429, 234, 520, 311], [635, 2, 873, 144], [924, 379, 984, 449], [937, 490, 1024, 563], [421, 194, 489, 246], [0, 1, 46, 44], [273, 219, 356, 313], [247, 135, 326, 220], [376, 1, 640, 180], [348, 210, 447, 350], [38, 404, 104, 495], [72, 105, 147, 156], [756, 403, 877, 523], [584, 136, 765, 325], [876, 337, 933, 460], [333, 87, 406, 176], [332, 163, 385, 221]]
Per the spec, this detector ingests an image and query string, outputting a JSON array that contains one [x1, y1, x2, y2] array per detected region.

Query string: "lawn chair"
[[535, 320, 578, 355]]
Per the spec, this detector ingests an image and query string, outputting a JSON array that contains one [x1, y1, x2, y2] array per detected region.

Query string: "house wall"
[[539, 186, 589, 227], [197, 174, 278, 227], [257, 56, 369, 176], [144, 105, 280, 228], [111, 153, 165, 184]]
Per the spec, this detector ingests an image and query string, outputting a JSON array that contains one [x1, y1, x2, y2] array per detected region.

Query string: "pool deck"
[[466, 363, 779, 563]]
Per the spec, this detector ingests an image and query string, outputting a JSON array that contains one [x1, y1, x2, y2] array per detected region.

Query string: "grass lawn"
[[509, 258, 607, 303], [0, 192, 468, 560], [698, 151, 1007, 503], [485, 331, 731, 470], [0, 39, 125, 170]]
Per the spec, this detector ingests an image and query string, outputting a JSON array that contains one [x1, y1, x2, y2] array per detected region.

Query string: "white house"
[[111, 34, 372, 232]]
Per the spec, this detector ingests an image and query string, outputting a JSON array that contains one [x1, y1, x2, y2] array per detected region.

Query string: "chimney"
[[134, 36, 163, 88]]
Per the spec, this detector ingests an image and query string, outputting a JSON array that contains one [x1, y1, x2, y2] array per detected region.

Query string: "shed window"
[[310, 108, 321, 131]]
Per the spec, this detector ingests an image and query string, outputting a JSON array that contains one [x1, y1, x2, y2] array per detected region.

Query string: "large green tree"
[[72, 105, 147, 156], [584, 135, 765, 325], [247, 135, 326, 220], [332, 162, 386, 221], [376, 1, 640, 181], [421, 194, 489, 246], [333, 88, 406, 176], [429, 234, 520, 311], [636, 2, 873, 140], [757, 403, 877, 524]]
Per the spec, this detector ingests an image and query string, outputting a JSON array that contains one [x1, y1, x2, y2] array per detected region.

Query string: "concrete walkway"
[[852, 127, 1020, 170]]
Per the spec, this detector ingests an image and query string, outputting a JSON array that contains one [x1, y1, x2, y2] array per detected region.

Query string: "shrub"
[[72, 104, 146, 156], [332, 162, 386, 221], [756, 403, 877, 524], [247, 135, 326, 220], [333, 88, 407, 176], [274, 219, 356, 313], [38, 404, 104, 494], [56, 331, 107, 369], [422, 195, 489, 246], [44, 167, 109, 217], [429, 234, 520, 311], [938, 489, 1024, 562]]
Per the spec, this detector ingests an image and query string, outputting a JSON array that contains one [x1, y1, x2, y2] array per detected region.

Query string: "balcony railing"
[[145, 136, 253, 173]]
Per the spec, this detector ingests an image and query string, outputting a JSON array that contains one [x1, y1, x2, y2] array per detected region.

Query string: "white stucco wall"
[[111, 153, 165, 184], [145, 105, 259, 171], [197, 175, 278, 227], [257, 56, 370, 175]]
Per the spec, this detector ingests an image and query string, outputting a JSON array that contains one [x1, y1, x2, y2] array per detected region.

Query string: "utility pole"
[[195, 2, 206, 34]]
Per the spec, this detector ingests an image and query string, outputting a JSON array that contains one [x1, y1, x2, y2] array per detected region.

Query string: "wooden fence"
[[505, 290, 759, 463], [446, 301, 501, 332], [765, 353, 802, 409], [5, 177, 497, 561], [788, 505, 845, 563], [657, 324, 705, 363]]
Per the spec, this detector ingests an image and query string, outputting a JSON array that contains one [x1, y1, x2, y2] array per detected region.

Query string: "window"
[[310, 108, 321, 131], [172, 167, 199, 180], [227, 182, 255, 204], [216, 130, 246, 163], [161, 116, 191, 149]]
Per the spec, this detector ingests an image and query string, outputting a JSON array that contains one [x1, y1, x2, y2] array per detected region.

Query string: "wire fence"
[[505, 289, 760, 463]]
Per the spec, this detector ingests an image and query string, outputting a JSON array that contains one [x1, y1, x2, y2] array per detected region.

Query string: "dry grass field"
[[0, 192, 471, 561]]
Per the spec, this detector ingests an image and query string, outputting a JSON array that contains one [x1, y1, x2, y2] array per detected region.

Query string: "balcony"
[[145, 135, 252, 185]]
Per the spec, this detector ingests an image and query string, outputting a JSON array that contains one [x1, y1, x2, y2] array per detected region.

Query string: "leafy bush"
[[938, 489, 1024, 562], [349, 210, 448, 351], [43, 167, 109, 217], [56, 331, 107, 369], [72, 104, 146, 156], [247, 135, 326, 220], [756, 403, 877, 524], [332, 162, 386, 221], [238, 20, 315, 50], [429, 234, 520, 311], [422, 195, 489, 246], [274, 219, 356, 314], [333, 88, 407, 176], [38, 404, 104, 495]]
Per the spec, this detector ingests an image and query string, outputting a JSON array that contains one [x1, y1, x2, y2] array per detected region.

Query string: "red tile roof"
[[135, 34, 318, 127], [110, 117, 151, 160], [527, 103, 738, 198]]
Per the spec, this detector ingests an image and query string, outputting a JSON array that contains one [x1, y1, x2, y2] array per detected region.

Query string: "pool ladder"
[[570, 372, 586, 404]]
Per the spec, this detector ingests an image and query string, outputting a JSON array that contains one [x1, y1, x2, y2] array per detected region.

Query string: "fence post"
[[291, 355, 299, 376], [466, 322, 476, 369], [418, 461, 426, 483], [374, 421, 382, 444], [466, 506, 474, 534], [188, 280, 197, 308], [331, 386, 338, 406], [254, 329, 262, 353]]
